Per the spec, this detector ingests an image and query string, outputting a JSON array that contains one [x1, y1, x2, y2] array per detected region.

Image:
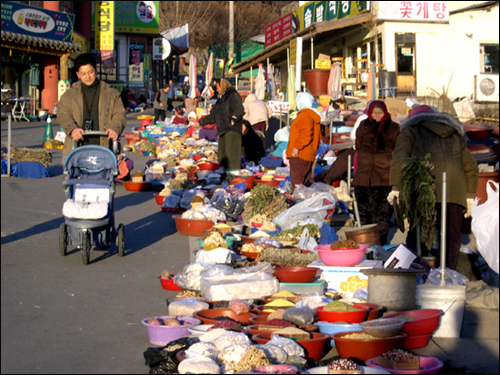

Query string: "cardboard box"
[[308, 259, 382, 298], [385, 97, 408, 116]]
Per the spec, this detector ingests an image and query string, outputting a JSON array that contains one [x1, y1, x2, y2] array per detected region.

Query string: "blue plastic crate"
[[163, 126, 188, 135]]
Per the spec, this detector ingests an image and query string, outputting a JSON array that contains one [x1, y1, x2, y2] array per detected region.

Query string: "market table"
[[9, 98, 30, 122]]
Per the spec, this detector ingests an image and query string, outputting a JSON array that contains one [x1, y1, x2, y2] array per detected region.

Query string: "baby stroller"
[[59, 131, 125, 265]]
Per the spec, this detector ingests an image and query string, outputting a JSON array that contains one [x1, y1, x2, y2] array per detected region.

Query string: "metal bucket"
[[344, 224, 381, 247]]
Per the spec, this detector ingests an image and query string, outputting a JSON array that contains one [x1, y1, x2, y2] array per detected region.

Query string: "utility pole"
[[229, 1, 234, 61]]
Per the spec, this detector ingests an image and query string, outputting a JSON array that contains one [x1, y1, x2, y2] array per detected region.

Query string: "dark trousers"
[[406, 203, 463, 270], [219, 131, 242, 170], [290, 158, 313, 191], [324, 148, 356, 185], [167, 98, 174, 111], [354, 186, 392, 245], [154, 108, 166, 123]]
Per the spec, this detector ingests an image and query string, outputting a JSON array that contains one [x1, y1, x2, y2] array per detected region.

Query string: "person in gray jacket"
[[154, 83, 170, 123], [388, 105, 478, 270]]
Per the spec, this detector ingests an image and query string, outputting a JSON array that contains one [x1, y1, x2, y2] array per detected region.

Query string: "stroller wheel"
[[82, 232, 91, 265], [117, 224, 125, 257], [59, 223, 68, 256]]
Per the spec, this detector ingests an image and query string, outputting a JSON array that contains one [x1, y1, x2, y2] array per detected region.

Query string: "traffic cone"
[[43, 114, 54, 143]]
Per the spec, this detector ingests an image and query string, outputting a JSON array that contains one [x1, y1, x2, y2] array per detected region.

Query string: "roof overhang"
[[232, 12, 373, 73], [1, 30, 81, 56]]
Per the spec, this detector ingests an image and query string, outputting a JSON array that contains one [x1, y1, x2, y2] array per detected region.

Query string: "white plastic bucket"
[[416, 284, 466, 338]]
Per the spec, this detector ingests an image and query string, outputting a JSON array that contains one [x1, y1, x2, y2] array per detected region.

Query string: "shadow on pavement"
[[1, 216, 64, 246]]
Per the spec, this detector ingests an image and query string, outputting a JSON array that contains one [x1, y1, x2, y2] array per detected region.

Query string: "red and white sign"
[[265, 13, 292, 48], [378, 1, 448, 21], [268, 101, 291, 114]]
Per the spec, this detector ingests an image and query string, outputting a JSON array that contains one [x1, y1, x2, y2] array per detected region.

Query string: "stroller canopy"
[[64, 146, 118, 180]]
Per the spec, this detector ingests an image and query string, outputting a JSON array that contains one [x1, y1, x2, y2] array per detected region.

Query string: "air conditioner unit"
[[474, 74, 499, 102]]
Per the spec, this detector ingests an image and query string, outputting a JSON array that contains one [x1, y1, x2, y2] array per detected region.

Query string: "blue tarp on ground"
[[11, 162, 50, 178]]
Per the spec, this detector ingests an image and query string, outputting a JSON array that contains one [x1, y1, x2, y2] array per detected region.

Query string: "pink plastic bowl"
[[366, 356, 444, 374], [314, 244, 369, 266], [141, 316, 201, 346]]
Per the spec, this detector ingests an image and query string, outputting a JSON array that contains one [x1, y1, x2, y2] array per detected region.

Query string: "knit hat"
[[366, 100, 390, 151], [187, 111, 197, 121], [408, 105, 434, 117]]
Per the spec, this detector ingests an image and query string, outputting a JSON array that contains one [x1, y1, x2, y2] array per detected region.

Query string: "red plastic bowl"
[[315, 305, 370, 324], [255, 179, 280, 187], [366, 356, 444, 374], [332, 331, 407, 361], [252, 332, 330, 361], [314, 244, 369, 267], [464, 124, 494, 140], [193, 309, 256, 325], [173, 215, 216, 237], [154, 193, 166, 205], [158, 276, 183, 291], [198, 163, 219, 171], [354, 303, 385, 321], [230, 177, 255, 190], [124, 181, 151, 192], [274, 267, 320, 283], [403, 333, 432, 349], [383, 309, 444, 336]]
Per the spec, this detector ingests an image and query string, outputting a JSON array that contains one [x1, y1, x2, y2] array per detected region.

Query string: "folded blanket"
[[62, 199, 108, 220]]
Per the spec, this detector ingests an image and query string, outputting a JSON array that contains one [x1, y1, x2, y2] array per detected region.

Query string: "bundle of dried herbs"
[[241, 184, 289, 221], [398, 154, 437, 249], [271, 224, 320, 243], [9, 147, 52, 167]]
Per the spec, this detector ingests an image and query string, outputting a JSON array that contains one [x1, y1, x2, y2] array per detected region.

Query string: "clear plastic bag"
[[294, 295, 331, 311], [273, 193, 337, 230], [217, 344, 250, 364], [168, 299, 209, 317], [211, 332, 251, 352], [471, 181, 499, 273], [266, 335, 305, 357], [228, 300, 252, 315], [427, 268, 470, 286], [293, 183, 338, 203], [282, 306, 314, 326], [298, 228, 318, 252], [200, 264, 236, 278], [184, 342, 219, 361], [254, 344, 288, 364]]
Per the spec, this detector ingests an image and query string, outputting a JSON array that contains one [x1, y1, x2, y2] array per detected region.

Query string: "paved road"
[[1, 110, 191, 374]]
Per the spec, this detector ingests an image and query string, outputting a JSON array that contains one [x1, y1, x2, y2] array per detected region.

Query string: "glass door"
[[395, 33, 415, 92]]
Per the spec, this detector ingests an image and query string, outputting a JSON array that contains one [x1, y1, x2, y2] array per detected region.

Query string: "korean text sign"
[[92, 1, 159, 34], [95, 1, 114, 51], [1, 1, 75, 42], [378, 1, 449, 21]]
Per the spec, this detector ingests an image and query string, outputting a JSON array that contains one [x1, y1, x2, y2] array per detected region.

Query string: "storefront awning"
[[1, 30, 81, 55], [232, 12, 373, 74]]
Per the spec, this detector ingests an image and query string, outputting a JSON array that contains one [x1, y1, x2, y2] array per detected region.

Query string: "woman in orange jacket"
[[286, 92, 323, 190]]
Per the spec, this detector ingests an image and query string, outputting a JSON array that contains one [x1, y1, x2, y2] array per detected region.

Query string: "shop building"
[[232, 1, 499, 102]]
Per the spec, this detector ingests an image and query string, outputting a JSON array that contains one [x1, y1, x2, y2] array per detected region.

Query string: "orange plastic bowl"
[[193, 309, 256, 325], [124, 181, 151, 192], [383, 309, 443, 336], [255, 179, 279, 187], [154, 193, 166, 205], [173, 215, 216, 237]]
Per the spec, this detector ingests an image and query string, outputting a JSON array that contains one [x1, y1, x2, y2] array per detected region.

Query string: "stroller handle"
[[72, 130, 120, 154]]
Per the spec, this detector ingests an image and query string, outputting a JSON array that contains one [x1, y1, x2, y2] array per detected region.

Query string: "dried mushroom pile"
[[259, 248, 319, 267]]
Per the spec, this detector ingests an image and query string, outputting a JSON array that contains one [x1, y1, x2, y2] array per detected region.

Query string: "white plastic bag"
[[471, 181, 499, 273], [298, 228, 318, 252], [272, 193, 337, 230]]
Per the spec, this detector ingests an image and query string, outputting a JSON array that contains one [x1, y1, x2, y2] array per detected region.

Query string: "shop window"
[[480, 44, 499, 74], [396, 33, 415, 75]]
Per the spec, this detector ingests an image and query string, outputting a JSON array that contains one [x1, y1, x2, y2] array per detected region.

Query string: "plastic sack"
[[168, 299, 210, 317], [273, 193, 337, 230], [184, 342, 219, 361], [254, 344, 288, 364], [471, 181, 499, 273], [174, 262, 211, 291], [282, 306, 315, 326], [162, 194, 181, 208], [178, 357, 220, 374], [201, 264, 236, 278], [319, 222, 339, 245], [254, 237, 282, 248], [228, 300, 251, 315], [426, 268, 470, 286], [294, 295, 331, 311], [210, 192, 235, 216], [195, 249, 236, 266], [267, 335, 305, 357], [212, 332, 251, 352], [298, 228, 318, 252], [293, 183, 338, 203]]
